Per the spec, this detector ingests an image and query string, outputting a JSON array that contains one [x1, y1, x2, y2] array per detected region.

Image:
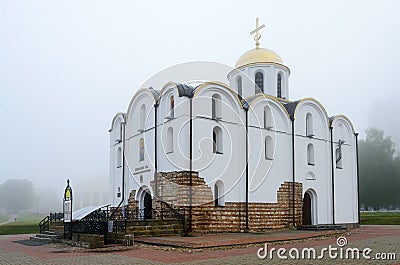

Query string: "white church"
[[109, 20, 359, 232]]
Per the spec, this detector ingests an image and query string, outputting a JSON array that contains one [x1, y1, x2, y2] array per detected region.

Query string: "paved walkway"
[[135, 229, 343, 249], [0, 226, 399, 264]]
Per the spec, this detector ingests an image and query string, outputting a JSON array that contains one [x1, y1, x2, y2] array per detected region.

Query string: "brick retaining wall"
[[188, 181, 303, 232], [148, 171, 303, 233]]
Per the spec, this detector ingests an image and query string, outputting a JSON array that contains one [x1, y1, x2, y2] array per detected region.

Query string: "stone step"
[[29, 236, 53, 244], [126, 220, 182, 226], [127, 225, 183, 231], [34, 233, 59, 239], [127, 229, 183, 237], [131, 225, 182, 230], [43, 231, 58, 236], [44, 230, 64, 235], [30, 232, 63, 244], [124, 220, 184, 236]]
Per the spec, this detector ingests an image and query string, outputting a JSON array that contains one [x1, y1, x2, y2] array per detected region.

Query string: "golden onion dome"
[[235, 47, 283, 68]]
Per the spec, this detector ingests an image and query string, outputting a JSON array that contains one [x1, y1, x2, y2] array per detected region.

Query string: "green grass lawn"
[[0, 214, 46, 235], [360, 211, 400, 225], [0, 215, 10, 224]]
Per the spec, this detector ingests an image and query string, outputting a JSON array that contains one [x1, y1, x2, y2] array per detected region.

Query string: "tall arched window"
[[139, 138, 145, 161], [265, 136, 273, 160], [277, 73, 282, 98], [237, 76, 242, 98], [307, 143, 315, 165], [140, 104, 146, 131], [212, 94, 222, 119], [306, 113, 314, 137], [214, 180, 225, 206], [117, 147, 122, 168], [166, 127, 173, 153], [263, 106, 273, 129], [169, 95, 175, 118], [213, 126, 223, 154], [255, 72, 264, 93]]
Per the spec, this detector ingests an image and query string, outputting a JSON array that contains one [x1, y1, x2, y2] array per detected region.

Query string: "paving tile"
[[0, 226, 398, 264]]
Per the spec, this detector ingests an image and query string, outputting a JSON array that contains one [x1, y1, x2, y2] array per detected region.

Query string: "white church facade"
[[109, 21, 359, 232]]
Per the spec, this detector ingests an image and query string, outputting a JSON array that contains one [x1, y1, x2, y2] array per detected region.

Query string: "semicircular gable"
[[159, 82, 177, 99], [193, 81, 243, 111], [293, 98, 330, 127], [248, 95, 291, 132], [330, 114, 356, 134], [109, 112, 125, 132], [159, 82, 194, 100], [158, 82, 177, 101], [248, 94, 291, 120], [126, 88, 159, 121]]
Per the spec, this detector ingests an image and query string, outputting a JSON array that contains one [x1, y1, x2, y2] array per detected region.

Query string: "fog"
[[1, 0, 400, 211]]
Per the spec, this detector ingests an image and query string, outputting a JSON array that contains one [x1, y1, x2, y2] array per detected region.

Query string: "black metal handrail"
[[124, 206, 183, 220], [158, 202, 187, 235], [159, 200, 184, 219], [122, 201, 187, 235], [39, 216, 49, 234]]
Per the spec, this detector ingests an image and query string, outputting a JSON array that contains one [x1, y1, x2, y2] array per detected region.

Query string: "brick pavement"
[[134, 229, 343, 248], [0, 226, 398, 264]]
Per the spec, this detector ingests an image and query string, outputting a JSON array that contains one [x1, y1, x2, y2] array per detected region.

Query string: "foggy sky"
[[1, 0, 400, 197]]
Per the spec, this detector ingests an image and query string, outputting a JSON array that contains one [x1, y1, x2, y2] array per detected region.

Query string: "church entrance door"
[[302, 192, 312, 225], [144, 191, 152, 220]]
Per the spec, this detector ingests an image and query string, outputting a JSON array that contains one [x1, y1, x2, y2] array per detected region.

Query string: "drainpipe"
[[154, 102, 159, 200], [329, 126, 335, 225], [189, 97, 193, 233], [244, 106, 249, 232], [355, 133, 360, 225], [291, 119, 295, 227]]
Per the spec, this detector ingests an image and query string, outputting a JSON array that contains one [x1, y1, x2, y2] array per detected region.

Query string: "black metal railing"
[[50, 212, 63, 221], [125, 206, 184, 221], [158, 202, 187, 235], [72, 220, 108, 235], [159, 201, 184, 220], [70, 206, 109, 242], [112, 219, 126, 235], [41, 203, 187, 243], [39, 216, 49, 234], [39, 212, 63, 234]]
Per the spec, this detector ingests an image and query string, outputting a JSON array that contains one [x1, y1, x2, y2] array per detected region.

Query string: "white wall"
[[109, 84, 358, 226], [332, 117, 358, 224], [294, 100, 332, 225], [157, 86, 190, 172], [247, 97, 292, 202], [192, 84, 246, 203], [228, 64, 289, 99], [109, 114, 124, 207]]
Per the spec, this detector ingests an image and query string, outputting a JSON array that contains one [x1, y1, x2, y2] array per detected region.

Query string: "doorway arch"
[[302, 189, 317, 225], [137, 186, 153, 220]]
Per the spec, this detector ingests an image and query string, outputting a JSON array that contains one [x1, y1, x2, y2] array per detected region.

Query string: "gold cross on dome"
[[250, 18, 265, 48]]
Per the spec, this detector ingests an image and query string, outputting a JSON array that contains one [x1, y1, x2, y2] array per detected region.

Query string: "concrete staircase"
[[109, 219, 184, 243], [30, 231, 63, 244], [126, 219, 184, 237]]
